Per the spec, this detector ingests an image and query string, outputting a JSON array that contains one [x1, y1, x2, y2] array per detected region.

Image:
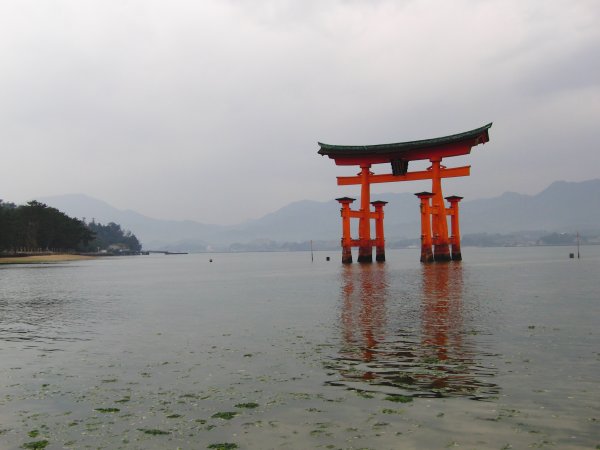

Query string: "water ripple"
[[0, 267, 116, 346]]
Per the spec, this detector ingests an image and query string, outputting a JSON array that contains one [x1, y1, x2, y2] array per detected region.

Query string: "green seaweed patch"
[[382, 408, 402, 414], [423, 356, 440, 364], [28, 430, 40, 438], [138, 428, 170, 435], [166, 414, 182, 418], [385, 394, 413, 403], [21, 441, 49, 449], [393, 374, 415, 384], [212, 412, 237, 420], [94, 407, 120, 413], [235, 402, 259, 409], [207, 444, 238, 450]]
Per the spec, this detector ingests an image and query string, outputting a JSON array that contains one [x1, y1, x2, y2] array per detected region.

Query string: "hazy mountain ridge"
[[37, 179, 600, 251], [461, 179, 600, 233]]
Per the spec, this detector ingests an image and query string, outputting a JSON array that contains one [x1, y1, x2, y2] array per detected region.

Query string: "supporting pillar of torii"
[[336, 197, 355, 264], [415, 192, 464, 263], [445, 196, 463, 261], [371, 200, 388, 262], [336, 196, 388, 264], [430, 157, 451, 261], [415, 192, 434, 263], [358, 165, 373, 263]]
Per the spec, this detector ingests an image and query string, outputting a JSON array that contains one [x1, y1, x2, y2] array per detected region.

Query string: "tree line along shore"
[[0, 200, 142, 263]]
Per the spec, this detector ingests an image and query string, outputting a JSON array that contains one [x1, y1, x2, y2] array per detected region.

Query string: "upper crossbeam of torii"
[[317, 123, 492, 263]]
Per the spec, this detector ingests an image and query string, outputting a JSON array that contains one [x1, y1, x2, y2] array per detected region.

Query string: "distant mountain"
[[37, 179, 600, 251], [460, 179, 600, 233], [35, 194, 222, 250]]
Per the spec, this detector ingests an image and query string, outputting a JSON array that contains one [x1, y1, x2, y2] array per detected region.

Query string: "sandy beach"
[[0, 254, 95, 264]]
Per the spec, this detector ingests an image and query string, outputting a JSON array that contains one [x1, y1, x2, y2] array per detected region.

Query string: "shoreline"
[[0, 254, 97, 265]]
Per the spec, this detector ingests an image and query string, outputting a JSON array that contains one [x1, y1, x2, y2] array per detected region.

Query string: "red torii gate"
[[318, 123, 492, 263]]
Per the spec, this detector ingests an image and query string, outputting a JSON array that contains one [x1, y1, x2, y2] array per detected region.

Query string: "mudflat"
[[0, 254, 95, 264]]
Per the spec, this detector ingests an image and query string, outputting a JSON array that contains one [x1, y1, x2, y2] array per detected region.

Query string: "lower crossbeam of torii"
[[317, 123, 492, 263]]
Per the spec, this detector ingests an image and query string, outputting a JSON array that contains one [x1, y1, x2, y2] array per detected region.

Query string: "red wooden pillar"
[[336, 197, 355, 264], [430, 158, 451, 261], [358, 164, 373, 263], [371, 200, 388, 262], [415, 192, 434, 263], [445, 196, 463, 261]]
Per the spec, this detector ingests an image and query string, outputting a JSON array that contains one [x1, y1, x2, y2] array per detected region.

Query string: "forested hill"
[[0, 200, 141, 254], [85, 221, 142, 253]]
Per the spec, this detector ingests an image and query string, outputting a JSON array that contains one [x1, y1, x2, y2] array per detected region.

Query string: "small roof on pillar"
[[318, 123, 492, 165]]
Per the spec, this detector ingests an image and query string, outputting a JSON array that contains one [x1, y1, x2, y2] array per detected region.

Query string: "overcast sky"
[[1, 0, 598, 224]]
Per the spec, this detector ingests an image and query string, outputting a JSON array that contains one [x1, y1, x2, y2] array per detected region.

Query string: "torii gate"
[[317, 123, 492, 263]]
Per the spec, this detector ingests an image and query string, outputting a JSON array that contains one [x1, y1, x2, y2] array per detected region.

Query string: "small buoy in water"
[[209, 259, 213, 262], [326, 256, 330, 261], [569, 253, 574, 259]]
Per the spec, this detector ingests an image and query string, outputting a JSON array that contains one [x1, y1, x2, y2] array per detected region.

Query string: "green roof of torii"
[[318, 123, 492, 157]]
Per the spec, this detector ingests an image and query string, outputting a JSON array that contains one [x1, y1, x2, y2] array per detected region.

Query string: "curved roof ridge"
[[318, 123, 492, 154]]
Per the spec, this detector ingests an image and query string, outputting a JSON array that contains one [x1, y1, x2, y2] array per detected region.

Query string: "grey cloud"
[[517, 40, 600, 95], [0, 0, 598, 224]]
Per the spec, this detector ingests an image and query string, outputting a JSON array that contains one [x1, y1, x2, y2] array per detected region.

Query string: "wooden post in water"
[[336, 197, 356, 264], [415, 192, 435, 263], [358, 165, 373, 263], [430, 157, 451, 262], [445, 195, 463, 261], [371, 200, 388, 262]]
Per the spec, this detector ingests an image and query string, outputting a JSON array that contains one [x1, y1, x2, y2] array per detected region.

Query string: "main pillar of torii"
[[318, 123, 492, 263]]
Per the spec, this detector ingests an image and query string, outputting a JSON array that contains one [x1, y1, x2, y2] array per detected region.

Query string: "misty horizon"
[[23, 176, 595, 227]]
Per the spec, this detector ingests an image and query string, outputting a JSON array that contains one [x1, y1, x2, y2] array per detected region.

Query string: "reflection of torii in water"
[[334, 262, 499, 398], [339, 264, 388, 367], [420, 262, 466, 366]]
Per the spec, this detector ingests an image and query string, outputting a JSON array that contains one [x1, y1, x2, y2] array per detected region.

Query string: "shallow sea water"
[[0, 247, 598, 449]]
